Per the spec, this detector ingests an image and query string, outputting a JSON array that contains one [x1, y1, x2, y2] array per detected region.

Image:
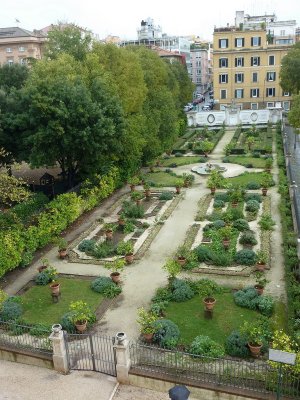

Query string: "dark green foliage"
[[60, 312, 77, 333], [35, 270, 52, 285], [0, 300, 23, 321], [152, 287, 173, 303], [210, 251, 232, 266], [12, 193, 49, 224], [171, 279, 195, 302], [259, 214, 276, 231], [225, 331, 250, 357], [257, 295, 274, 317], [213, 199, 225, 209], [91, 241, 115, 258], [212, 220, 226, 229], [239, 231, 258, 246], [29, 323, 51, 337], [246, 181, 261, 190], [234, 249, 257, 265], [122, 201, 145, 218], [232, 219, 250, 232], [245, 200, 260, 212], [189, 279, 222, 297], [150, 301, 169, 316], [223, 208, 244, 222], [153, 319, 180, 349], [190, 335, 225, 357], [245, 193, 262, 203], [194, 245, 213, 262], [234, 287, 259, 310], [78, 239, 96, 253], [159, 191, 174, 201], [91, 276, 121, 298], [214, 192, 230, 202]]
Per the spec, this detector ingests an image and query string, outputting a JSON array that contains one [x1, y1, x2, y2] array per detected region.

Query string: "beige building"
[[213, 12, 296, 111], [0, 27, 46, 66]]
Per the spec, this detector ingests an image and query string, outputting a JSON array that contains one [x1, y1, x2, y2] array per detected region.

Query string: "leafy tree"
[[280, 42, 300, 94], [288, 94, 300, 149], [44, 22, 92, 61], [0, 64, 29, 92], [0, 173, 31, 207]]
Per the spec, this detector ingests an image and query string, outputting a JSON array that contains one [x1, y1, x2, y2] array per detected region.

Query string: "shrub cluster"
[[91, 276, 122, 298], [153, 319, 180, 349], [234, 249, 257, 265], [190, 335, 225, 358], [234, 287, 274, 316]]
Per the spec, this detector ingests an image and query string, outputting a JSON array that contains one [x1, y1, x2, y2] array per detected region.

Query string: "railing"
[[129, 343, 300, 398], [0, 320, 52, 355]]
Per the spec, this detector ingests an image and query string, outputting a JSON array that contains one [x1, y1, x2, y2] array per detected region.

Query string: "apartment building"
[[213, 12, 296, 111], [190, 47, 211, 94], [0, 27, 46, 66]]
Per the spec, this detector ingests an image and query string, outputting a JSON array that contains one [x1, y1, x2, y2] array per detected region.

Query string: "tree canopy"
[[280, 42, 300, 94]]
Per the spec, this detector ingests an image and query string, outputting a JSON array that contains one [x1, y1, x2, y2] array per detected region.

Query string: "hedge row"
[[0, 167, 120, 278]]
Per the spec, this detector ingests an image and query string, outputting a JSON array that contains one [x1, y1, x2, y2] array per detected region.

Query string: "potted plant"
[[246, 136, 255, 151], [128, 176, 140, 192], [118, 212, 126, 227], [175, 245, 190, 266], [255, 250, 268, 271], [260, 172, 273, 196], [228, 185, 245, 207], [54, 237, 68, 259], [200, 140, 214, 157], [241, 321, 264, 357], [203, 294, 216, 311], [69, 300, 94, 333], [103, 222, 116, 240], [175, 179, 183, 194], [143, 182, 151, 198], [182, 173, 194, 187], [104, 259, 125, 283], [137, 307, 158, 343], [130, 190, 144, 205], [162, 258, 181, 285], [117, 240, 134, 264], [206, 170, 224, 195], [219, 225, 232, 249], [254, 271, 269, 295], [37, 258, 50, 273], [47, 267, 60, 295], [264, 158, 273, 173]]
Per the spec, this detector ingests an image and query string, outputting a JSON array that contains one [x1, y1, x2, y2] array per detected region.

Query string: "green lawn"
[[226, 172, 265, 187], [147, 172, 184, 187], [227, 156, 266, 168], [165, 291, 260, 345], [160, 156, 203, 167], [22, 277, 103, 325]]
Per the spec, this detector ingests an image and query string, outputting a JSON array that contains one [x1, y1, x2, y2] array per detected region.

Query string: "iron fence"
[[129, 343, 300, 398], [0, 320, 52, 355]]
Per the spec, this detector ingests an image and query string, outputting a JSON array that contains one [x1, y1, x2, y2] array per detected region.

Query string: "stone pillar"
[[49, 324, 69, 374], [114, 333, 131, 384]]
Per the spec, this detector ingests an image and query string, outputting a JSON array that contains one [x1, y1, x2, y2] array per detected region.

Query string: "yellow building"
[[213, 27, 293, 111]]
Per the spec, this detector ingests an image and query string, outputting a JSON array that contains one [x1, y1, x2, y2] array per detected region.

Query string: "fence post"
[[49, 324, 69, 374], [114, 332, 131, 384]]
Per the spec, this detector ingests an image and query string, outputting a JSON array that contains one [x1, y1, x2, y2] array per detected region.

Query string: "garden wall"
[[0, 346, 53, 370]]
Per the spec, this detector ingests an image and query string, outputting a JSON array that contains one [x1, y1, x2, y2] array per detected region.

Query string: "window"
[[283, 101, 290, 111], [235, 57, 244, 67], [196, 69, 201, 74], [7, 59, 14, 65], [252, 72, 258, 83], [219, 39, 228, 49], [251, 57, 260, 66], [6, 48, 12, 53], [250, 88, 260, 98], [267, 102, 274, 108], [235, 73, 244, 83], [235, 38, 244, 47], [220, 105, 226, 111], [283, 91, 290, 96], [219, 58, 228, 68], [251, 37, 261, 46], [280, 30, 285, 36], [251, 103, 258, 110], [219, 74, 228, 83], [220, 89, 227, 99], [266, 72, 276, 81], [19, 46, 26, 52], [235, 89, 244, 99], [266, 88, 276, 97], [269, 55, 275, 65], [19, 58, 27, 65]]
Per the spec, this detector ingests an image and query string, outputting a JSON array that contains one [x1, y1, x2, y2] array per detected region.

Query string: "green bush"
[[210, 251, 232, 266], [91, 276, 121, 297], [190, 335, 225, 357], [257, 296, 274, 317], [239, 231, 258, 246], [259, 214, 276, 231], [213, 199, 225, 209], [245, 200, 260, 212], [78, 239, 96, 253], [35, 267, 57, 285], [225, 330, 250, 357], [233, 287, 259, 310], [60, 311, 77, 333], [194, 246, 213, 262], [171, 279, 195, 302], [235, 249, 257, 265], [212, 220, 226, 229], [223, 208, 244, 222], [152, 287, 173, 303], [189, 279, 222, 297], [245, 193, 262, 203], [232, 219, 250, 232], [0, 300, 23, 321], [12, 193, 49, 224], [122, 201, 144, 218], [29, 323, 51, 337], [153, 319, 180, 349], [246, 181, 261, 190], [159, 191, 174, 201], [214, 192, 230, 202], [92, 241, 115, 258]]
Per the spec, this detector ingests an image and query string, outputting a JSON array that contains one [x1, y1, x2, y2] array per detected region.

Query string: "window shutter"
[[251, 57, 253, 66], [235, 74, 237, 83], [219, 59, 222, 68], [219, 39, 221, 48], [257, 89, 260, 97], [257, 57, 260, 66], [235, 38, 237, 47], [242, 38, 244, 47], [226, 39, 228, 47], [274, 72, 276, 81], [258, 37, 261, 46], [219, 75, 222, 84], [235, 58, 237, 67], [251, 38, 253, 46]]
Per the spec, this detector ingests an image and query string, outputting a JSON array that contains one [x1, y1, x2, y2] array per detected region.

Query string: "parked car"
[[202, 105, 211, 111]]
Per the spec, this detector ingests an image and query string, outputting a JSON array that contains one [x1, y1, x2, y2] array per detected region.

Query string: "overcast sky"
[[1, 0, 299, 40]]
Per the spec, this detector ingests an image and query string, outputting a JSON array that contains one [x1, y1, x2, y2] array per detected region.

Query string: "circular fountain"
[[191, 163, 227, 176]]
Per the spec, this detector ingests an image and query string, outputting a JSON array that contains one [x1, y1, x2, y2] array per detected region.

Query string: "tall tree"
[[0, 64, 29, 92], [280, 42, 300, 94], [288, 94, 300, 149]]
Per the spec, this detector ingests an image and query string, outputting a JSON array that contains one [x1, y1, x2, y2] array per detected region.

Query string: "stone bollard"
[[49, 324, 69, 374], [114, 332, 131, 384]]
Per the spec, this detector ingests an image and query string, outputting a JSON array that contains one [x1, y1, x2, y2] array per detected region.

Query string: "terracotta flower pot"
[[203, 297, 216, 311], [143, 333, 154, 343], [125, 253, 134, 264], [37, 265, 47, 273], [262, 188, 268, 196], [136, 199, 142, 206], [210, 187, 216, 195], [75, 320, 87, 333], [256, 262, 266, 272], [254, 284, 264, 295], [58, 249, 67, 259], [49, 282, 60, 295], [248, 342, 262, 357], [177, 256, 187, 267], [222, 239, 230, 249], [231, 202, 238, 208], [175, 187, 181, 194], [144, 189, 151, 198], [105, 230, 113, 240], [110, 272, 120, 283], [130, 184, 135, 192]]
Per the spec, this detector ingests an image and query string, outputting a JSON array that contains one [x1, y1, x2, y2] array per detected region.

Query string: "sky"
[[1, 0, 299, 41]]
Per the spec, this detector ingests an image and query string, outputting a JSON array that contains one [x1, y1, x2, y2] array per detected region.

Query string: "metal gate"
[[64, 332, 116, 376]]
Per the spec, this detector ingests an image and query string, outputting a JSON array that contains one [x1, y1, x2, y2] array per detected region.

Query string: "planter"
[[49, 282, 60, 295], [254, 284, 264, 295], [58, 249, 67, 259], [125, 253, 134, 264], [144, 189, 151, 198], [177, 256, 187, 267], [262, 188, 268, 196], [135, 199, 142, 206], [231, 202, 238, 208], [203, 297, 216, 311], [210, 187, 216, 195], [130, 184, 136, 192], [110, 272, 120, 283], [37, 265, 47, 273], [143, 333, 154, 343], [248, 342, 262, 357], [105, 230, 113, 240], [175, 187, 181, 194], [256, 262, 266, 272], [75, 320, 87, 333], [222, 239, 230, 249], [184, 181, 189, 188], [202, 237, 212, 244], [118, 218, 125, 226]]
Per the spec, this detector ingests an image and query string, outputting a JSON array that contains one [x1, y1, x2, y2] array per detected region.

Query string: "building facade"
[[190, 47, 210, 94], [213, 12, 296, 111], [0, 27, 45, 66]]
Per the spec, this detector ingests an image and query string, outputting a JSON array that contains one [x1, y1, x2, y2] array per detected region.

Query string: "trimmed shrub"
[[210, 251, 232, 266], [257, 296, 274, 317], [233, 287, 259, 310], [171, 279, 195, 302], [239, 231, 258, 246], [91, 276, 121, 298], [190, 335, 225, 357], [245, 200, 260, 212], [213, 199, 225, 209], [92, 241, 115, 259], [0, 300, 23, 321], [235, 249, 257, 265], [212, 220, 226, 229], [152, 287, 173, 303], [232, 219, 250, 232], [245, 193, 262, 203], [225, 330, 250, 357], [189, 279, 222, 297], [246, 181, 261, 190], [35, 270, 52, 286], [29, 323, 51, 337], [60, 311, 77, 333], [214, 192, 230, 202], [153, 319, 180, 349], [78, 239, 96, 253], [194, 246, 213, 262], [159, 191, 174, 201]]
